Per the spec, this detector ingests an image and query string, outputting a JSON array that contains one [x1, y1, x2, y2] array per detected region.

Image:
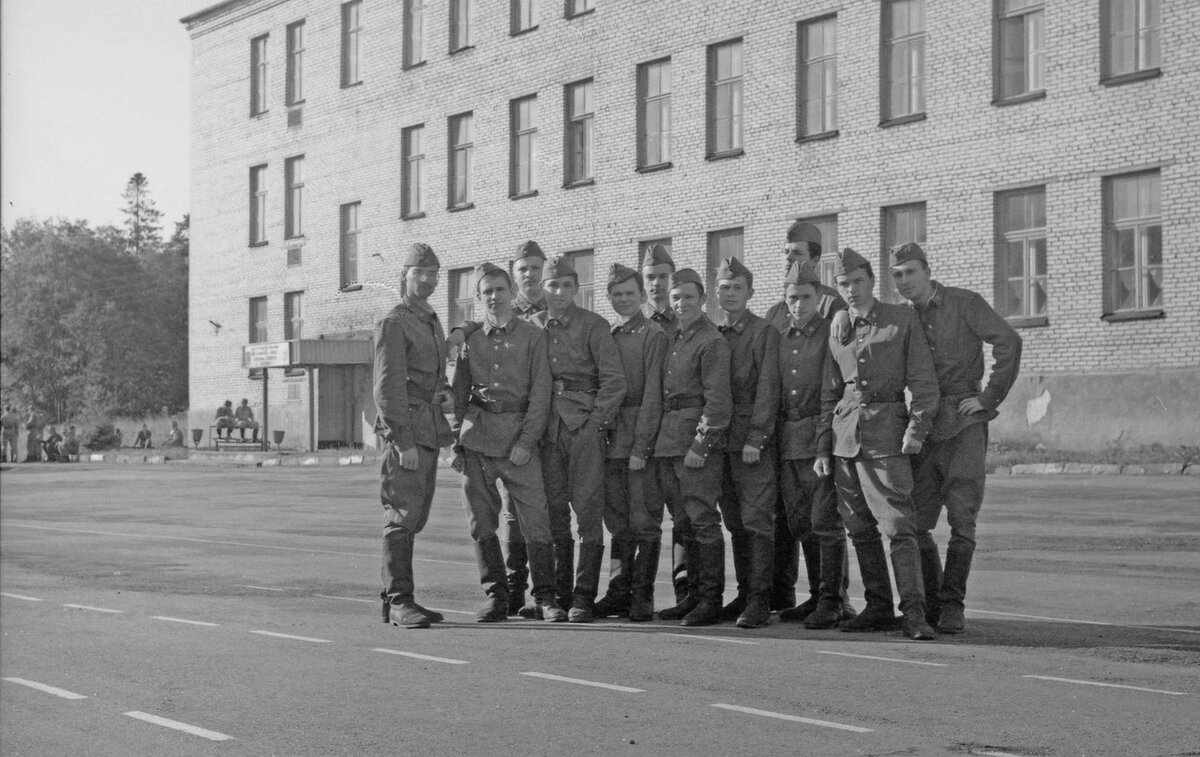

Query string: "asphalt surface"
[[1, 463, 1197, 756]]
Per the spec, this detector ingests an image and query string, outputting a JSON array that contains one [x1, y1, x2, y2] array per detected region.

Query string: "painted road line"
[[664, 633, 758, 645], [978, 751, 1035, 757], [124, 711, 233, 741], [1022, 675, 1188, 696], [424, 606, 474, 616], [0, 592, 44, 602], [236, 584, 285, 591], [3, 677, 88, 700], [249, 630, 331, 643], [63, 604, 122, 614], [816, 650, 949, 667], [314, 594, 375, 604], [152, 616, 220, 627], [712, 703, 874, 733], [520, 672, 645, 693], [373, 648, 470, 665]]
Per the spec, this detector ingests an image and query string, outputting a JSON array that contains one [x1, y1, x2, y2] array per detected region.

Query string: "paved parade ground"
[[1, 463, 1197, 756]]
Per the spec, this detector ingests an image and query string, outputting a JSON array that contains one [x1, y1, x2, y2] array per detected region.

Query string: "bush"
[[85, 423, 123, 451]]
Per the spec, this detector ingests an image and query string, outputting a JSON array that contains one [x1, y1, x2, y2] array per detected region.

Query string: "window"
[[1103, 0, 1161, 80], [401, 125, 425, 218], [250, 35, 268, 116], [562, 250, 595, 310], [451, 0, 475, 52], [798, 16, 837, 138], [342, 1, 362, 87], [284, 291, 304, 340], [707, 39, 743, 157], [512, 0, 537, 33], [565, 0, 593, 18], [286, 20, 305, 105], [880, 203, 926, 303], [565, 79, 594, 185], [995, 188, 1047, 323], [706, 228, 743, 314], [996, 0, 1045, 101], [449, 113, 473, 209], [449, 267, 474, 328], [510, 96, 538, 196], [795, 215, 839, 287], [284, 156, 304, 239], [249, 297, 268, 343], [1105, 171, 1162, 317], [882, 0, 925, 122], [404, 0, 426, 67], [340, 202, 361, 290], [249, 164, 268, 246], [637, 58, 672, 168]]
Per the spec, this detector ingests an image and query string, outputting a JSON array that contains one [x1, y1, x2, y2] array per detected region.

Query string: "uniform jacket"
[[373, 298, 454, 450], [824, 300, 939, 459], [715, 309, 780, 452], [654, 316, 733, 458], [641, 302, 679, 335], [765, 283, 847, 332], [530, 303, 627, 436], [778, 313, 834, 460], [607, 311, 666, 460]]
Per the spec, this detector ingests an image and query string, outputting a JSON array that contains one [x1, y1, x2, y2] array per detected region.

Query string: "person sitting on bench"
[[234, 398, 260, 442]]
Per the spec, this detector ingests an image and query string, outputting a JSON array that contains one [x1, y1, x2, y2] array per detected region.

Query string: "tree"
[[121, 172, 164, 256]]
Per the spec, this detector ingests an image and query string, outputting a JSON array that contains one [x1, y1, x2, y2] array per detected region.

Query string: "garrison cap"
[[640, 243, 675, 270], [473, 261, 507, 287], [514, 240, 546, 261], [786, 221, 823, 253], [403, 242, 440, 268], [784, 259, 822, 287], [669, 267, 704, 292], [607, 262, 642, 292], [542, 255, 577, 281], [833, 247, 871, 277], [889, 241, 927, 267], [716, 256, 753, 287]]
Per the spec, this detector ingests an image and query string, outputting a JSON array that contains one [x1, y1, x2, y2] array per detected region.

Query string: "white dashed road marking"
[[520, 672, 645, 693], [249, 630, 331, 643], [1022, 675, 1188, 696], [373, 648, 470, 665], [152, 616, 220, 627], [124, 711, 233, 741], [711, 703, 874, 733], [424, 606, 474, 616], [0, 592, 44, 602], [816, 650, 949, 667], [663, 633, 758, 645], [236, 584, 285, 591], [314, 594, 374, 603], [62, 604, 122, 614], [3, 677, 88, 700]]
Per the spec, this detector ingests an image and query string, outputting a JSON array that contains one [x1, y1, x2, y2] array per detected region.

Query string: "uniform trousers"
[[380, 444, 440, 601], [658, 454, 723, 546], [542, 419, 606, 545], [779, 458, 843, 547], [718, 453, 777, 540], [603, 458, 665, 543]]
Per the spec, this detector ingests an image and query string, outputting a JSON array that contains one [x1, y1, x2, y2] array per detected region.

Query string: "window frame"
[[1101, 0, 1162, 84], [450, 0, 476, 53], [448, 112, 474, 210], [448, 267, 475, 329], [561, 249, 596, 310], [341, 1, 363, 88], [340, 201, 361, 291], [283, 291, 304, 341], [249, 296, 268, 344], [706, 38, 744, 159], [705, 227, 744, 315], [564, 0, 594, 19], [994, 0, 1046, 104], [250, 34, 269, 116], [1103, 170, 1163, 319], [994, 187, 1048, 326], [284, 155, 304, 240], [510, 95, 539, 198], [880, 0, 926, 125], [793, 215, 840, 287], [637, 57, 672, 170], [401, 124, 426, 219], [797, 15, 838, 141], [880, 203, 927, 303], [564, 79, 595, 187], [511, 0, 538, 35], [404, 0, 426, 68], [249, 164, 268, 246], [285, 20, 305, 105]]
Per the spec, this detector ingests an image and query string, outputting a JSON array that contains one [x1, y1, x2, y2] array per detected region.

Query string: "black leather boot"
[[720, 532, 751, 621], [803, 538, 849, 629], [569, 543, 605, 623], [736, 536, 773, 629], [628, 539, 661, 622], [593, 538, 632, 618], [474, 536, 509, 622], [553, 537, 575, 610], [840, 534, 897, 632], [681, 540, 725, 627], [659, 539, 700, 620], [527, 541, 566, 622], [503, 538, 530, 616]]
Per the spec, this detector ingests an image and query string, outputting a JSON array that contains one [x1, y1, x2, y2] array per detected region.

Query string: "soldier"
[[531, 256, 627, 622], [825, 247, 940, 640], [712, 257, 780, 629], [655, 268, 732, 627], [889, 242, 1022, 633], [374, 243, 455, 629], [764, 221, 847, 613], [776, 261, 856, 629], [594, 263, 667, 621], [451, 262, 565, 623]]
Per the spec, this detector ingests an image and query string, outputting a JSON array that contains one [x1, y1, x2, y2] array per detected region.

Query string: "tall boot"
[[720, 532, 751, 620], [840, 534, 897, 632], [593, 538, 633, 618], [382, 530, 430, 629], [937, 543, 974, 633], [917, 536, 943, 626], [552, 538, 575, 610], [527, 540, 567, 622], [681, 539, 724, 627], [770, 497, 799, 610], [736, 536, 773, 629], [803, 538, 848, 629], [890, 539, 936, 640], [658, 538, 700, 619], [780, 539, 822, 621], [569, 543, 605, 623], [628, 539, 661, 622], [671, 526, 689, 602], [503, 539, 530, 616], [474, 536, 509, 622]]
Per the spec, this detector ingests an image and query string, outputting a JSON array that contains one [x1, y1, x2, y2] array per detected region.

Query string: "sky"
[[2, 0, 202, 231]]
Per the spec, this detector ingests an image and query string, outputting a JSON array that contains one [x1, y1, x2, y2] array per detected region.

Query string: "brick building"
[[182, 0, 1198, 451]]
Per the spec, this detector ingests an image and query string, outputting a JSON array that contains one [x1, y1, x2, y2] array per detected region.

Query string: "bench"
[[210, 425, 265, 451]]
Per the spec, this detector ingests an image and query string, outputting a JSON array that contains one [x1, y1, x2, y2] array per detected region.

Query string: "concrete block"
[[146, 455, 166, 465], [261, 457, 280, 466], [1011, 463, 1065, 475], [301, 457, 320, 466], [89, 454, 106, 462], [1183, 464, 1200, 476], [1122, 463, 1185, 475], [988, 466, 1012, 476], [348, 454, 364, 465], [1062, 463, 1121, 475]]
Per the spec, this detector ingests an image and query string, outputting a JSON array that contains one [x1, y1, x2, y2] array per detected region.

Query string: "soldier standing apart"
[[594, 264, 666, 621], [712, 258, 780, 629], [451, 263, 565, 623], [532, 256, 627, 622], [655, 269, 733, 627], [1, 404, 21, 463], [776, 261, 857, 629], [889, 243, 1021, 633], [826, 248, 940, 640], [374, 243, 454, 629]]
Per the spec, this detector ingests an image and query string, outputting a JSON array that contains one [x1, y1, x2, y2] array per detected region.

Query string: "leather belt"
[[665, 395, 703, 411], [781, 403, 820, 421], [552, 378, 598, 394], [842, 387, 905, 404], [468, 393, 529, 414]]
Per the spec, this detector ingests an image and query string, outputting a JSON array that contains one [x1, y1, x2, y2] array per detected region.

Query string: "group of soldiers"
[[372, 220, 1022, 641]]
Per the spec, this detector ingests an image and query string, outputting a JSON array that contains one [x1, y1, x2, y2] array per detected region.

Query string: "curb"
[[998, 462, 1192, 476]]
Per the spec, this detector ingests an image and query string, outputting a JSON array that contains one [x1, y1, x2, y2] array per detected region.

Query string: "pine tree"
[[121, 172, 164, 256]]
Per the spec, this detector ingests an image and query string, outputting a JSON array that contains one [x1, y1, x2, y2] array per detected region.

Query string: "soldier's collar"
[[483, 317, 515, 335], [789, 313, 822, 336], [716, 308, 751, 333], [612, 310, 645, 333]]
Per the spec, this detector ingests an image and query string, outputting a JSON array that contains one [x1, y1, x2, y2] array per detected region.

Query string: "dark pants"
[[780, 457, 843, 547], [658, 454, 723, 547], [542, 419, 606, 545], [380, 444, 440, 603], [604, 458, 666, 542]]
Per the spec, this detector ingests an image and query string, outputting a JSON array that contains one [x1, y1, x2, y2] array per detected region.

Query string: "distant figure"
[[62, 425, 80, 458], [163, 420, 185, 448], [24, 409, 45, 462], [214, 400, 235, 440], [42, 425, 64, 462], [134, 423, 153, 449], [1, 403, 21, 462], [234, 398, 260, 442]]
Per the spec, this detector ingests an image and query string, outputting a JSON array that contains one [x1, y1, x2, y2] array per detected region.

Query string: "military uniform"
[[374, 243, 455, 628]]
